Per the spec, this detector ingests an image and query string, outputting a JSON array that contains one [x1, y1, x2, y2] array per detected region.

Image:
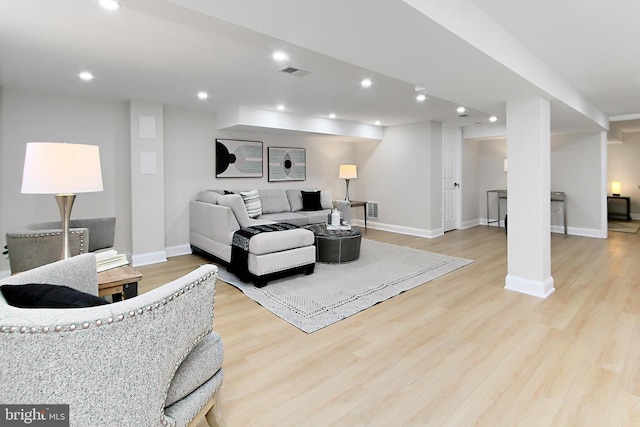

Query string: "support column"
[[505, 96, 555, 298], [130, 101, 167, 266]]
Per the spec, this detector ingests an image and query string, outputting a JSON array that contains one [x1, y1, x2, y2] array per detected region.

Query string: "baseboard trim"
[[479, 218, 605, 238], [479, 218, 505, 228], [166, 244, 192, 258], [132, 250, 167, 267], [356, 220, 442, 239], [566, 226, 606, 238], [461, 219, 481, 229], [505, 274, 555, 299]]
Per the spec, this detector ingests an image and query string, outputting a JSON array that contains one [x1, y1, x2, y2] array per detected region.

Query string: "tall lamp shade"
[[612, 181, 621, 196], [339, 164, 357, 201], [21, 142, 104, 259]]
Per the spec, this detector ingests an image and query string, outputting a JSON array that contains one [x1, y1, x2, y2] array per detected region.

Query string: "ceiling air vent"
[[280, 67, 310, 77]]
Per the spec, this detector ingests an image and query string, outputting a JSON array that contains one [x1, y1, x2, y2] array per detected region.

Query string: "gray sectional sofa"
[[189, 189, 340, 286]]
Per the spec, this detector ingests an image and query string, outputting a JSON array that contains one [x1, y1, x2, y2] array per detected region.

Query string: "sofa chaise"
[[190, 189, 340, 286]]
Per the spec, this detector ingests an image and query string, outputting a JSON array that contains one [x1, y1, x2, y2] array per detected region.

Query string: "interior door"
[[442, 125, 461, 232]]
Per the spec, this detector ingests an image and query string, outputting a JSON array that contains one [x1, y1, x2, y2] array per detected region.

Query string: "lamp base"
[[612, 193, 620, 197], [55, 193, 76, 259], [344, 179, 351, 201]]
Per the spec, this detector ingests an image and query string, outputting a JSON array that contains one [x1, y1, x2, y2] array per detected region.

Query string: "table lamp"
[[612, 181, 621, 196], [21, 142, 104, 259], [339, 164, 357, 201]]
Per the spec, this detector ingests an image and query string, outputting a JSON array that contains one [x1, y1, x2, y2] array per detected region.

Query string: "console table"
[[607, 196, 631, 220], [347, 200, 367, 232], [486, 190, 567, 235]]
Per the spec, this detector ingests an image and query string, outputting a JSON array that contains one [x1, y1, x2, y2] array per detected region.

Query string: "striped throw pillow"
[[240, 190, 262, 218]]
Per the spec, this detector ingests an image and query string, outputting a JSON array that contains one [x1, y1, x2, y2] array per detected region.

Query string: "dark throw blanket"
[[230, 223, 300, 280]]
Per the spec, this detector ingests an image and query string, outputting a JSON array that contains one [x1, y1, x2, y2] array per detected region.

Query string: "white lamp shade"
[[612, 181, 622, 195], [339, 164, 357, 179], [21, 142, 104, 194]]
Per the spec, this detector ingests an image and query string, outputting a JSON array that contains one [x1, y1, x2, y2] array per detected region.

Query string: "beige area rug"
[[608, 221, 640, 234], [217, 239, 473, 333]]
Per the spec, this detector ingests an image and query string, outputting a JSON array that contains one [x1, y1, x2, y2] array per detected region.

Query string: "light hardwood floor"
[[139, 225, 640, 426]]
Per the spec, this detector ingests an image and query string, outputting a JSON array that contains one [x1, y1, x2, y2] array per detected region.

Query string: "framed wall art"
[[268, 147, 306, 182], [215, 138, 263, 178]]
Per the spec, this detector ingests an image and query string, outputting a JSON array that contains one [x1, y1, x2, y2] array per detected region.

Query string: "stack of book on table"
[[95, 250, 129, 272], [326, 222, 352, 231]]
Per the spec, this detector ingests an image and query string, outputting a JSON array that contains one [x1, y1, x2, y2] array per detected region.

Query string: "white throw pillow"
[[320, 191, 333, 209], [240, 190, 262, 218]]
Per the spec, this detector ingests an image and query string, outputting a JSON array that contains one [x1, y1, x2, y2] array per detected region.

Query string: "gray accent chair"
[[5, 217, 116, 273], [0, 253, 225, 427]]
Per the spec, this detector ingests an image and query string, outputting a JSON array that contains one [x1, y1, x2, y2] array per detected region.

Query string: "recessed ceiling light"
[[277, 105, 285, 111], [416, 94, 427, 102], [329, 113, 336, 119], [272, 51, 288, 61], [374, 120, 381, 126], [489, 116, 498, 122], [360, 79, 373, 88], [78, 71, 94, 81], [197, 91, 208, 100], [99, 0, 120, 10], [457, 106, 466, 114]]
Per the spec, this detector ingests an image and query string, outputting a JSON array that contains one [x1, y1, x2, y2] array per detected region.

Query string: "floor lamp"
[[21, 142, 104, 259], [339, 164, 357, 201]]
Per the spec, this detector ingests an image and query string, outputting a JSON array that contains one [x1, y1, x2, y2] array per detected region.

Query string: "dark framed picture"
[[215, 138, 263, 178], [268, 147, 306, 182]]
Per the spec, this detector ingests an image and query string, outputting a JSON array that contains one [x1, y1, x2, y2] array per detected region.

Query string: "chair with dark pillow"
[[6, 217, 117, 273], [0, 253, 225, 427]]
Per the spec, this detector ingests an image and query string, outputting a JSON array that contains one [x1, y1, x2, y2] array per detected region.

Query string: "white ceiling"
[[1, 0, 638, 136]]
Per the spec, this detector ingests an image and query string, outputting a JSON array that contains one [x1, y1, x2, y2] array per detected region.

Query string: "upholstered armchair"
[[5, 217, 116, 273], [0, 254, 225, 427]]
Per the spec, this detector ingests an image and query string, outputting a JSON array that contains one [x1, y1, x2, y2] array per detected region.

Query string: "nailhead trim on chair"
[[0, 271, 216, 334], [160, 275, 218, 427], [10, 230, 87, 253]]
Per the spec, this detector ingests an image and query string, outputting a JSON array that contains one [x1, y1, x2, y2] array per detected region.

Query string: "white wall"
[[130, 101, 165, 265], [163, 106, 219, 252], [430, 122, 443, 232], [461, 139, 479, 227], [0, 89, 356, 272], [551, 132, 603, 232], [476, 138, 508, 225], [471, 132, 604, 235], [608, 132, 640, 217], [354, 121, 440, 237], [0, 87, 607, 274], [0, 88, 131, 272], [163, 105, 355, 252]]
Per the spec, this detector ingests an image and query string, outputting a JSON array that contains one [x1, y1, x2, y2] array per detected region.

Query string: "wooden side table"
[[348, 200, 367, 232], [98, 265, 142, 301]]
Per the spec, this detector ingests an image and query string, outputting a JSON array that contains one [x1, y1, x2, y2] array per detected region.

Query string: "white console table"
[[486, 189, 567, 235]]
